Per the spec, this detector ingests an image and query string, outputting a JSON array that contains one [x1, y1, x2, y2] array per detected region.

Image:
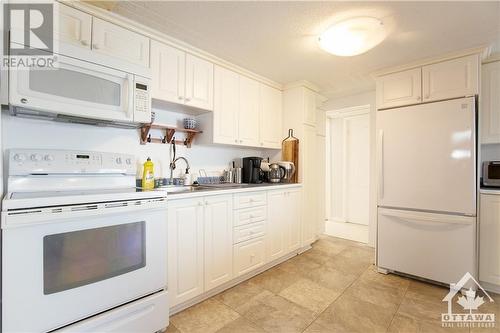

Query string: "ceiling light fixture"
[[318, 17, 386, 56]]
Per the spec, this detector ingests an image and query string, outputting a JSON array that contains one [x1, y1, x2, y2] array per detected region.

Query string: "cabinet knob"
[[198, 202, 203, 206], [425, 94, 429, 99], [92, 43, 100, 50], [80, 40, 89, 46], [235, 139, 238, 143], [416, 96, 421, 101], [185, 97, 191, 102], [239, 140, 243, 143], [178, 96, 183, 100]]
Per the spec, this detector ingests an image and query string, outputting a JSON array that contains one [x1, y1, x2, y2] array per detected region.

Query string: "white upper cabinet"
[[481, 61, 500, 144], [422, 55, 479, 102], [56, 3, 92, 49], [213, 66, 240, 145], [150, 41, 185, 103], [303, 89, 317, 125], [239, 76, 260, 147], [266, 190, 286, 262], [259, 84, 283, 148], [185, 54, 214, 110], [376, 68, 422, 109], [92, 18, 150, 68]]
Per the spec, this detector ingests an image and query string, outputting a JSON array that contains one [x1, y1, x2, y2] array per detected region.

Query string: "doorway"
[[326, 105, 370, 243]]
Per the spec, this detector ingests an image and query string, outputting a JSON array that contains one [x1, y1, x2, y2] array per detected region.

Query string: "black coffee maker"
[[242, 157, 263, 183]]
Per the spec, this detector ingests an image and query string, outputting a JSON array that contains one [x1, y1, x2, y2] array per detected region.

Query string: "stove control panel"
[[9, 149, 137, 176]]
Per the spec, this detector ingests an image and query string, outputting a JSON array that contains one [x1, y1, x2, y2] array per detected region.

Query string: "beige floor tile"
[[214, 280, 272, 313], [170, 299, 240, 333], [303, 321, 336, 333], [242, 294, 316, 333], [314, 294, 395, 333], [344, 277, 406, 312], [398, 295, 448, 322], [165, 324, 180, 333], [311, 239, 348, 257], [248, 267, 301, 294], [388, 313, 469, 333], [359, 268, 410, 292], [405, 280, 448, 303], [337, 246, 374, 262], [318, 235, 366, 248], [277, 254, 322, 276], [302, 265, 358, 293], [215, 317, 265, 333], [278, 277, 341, 314], [325, 253, 372, 276]]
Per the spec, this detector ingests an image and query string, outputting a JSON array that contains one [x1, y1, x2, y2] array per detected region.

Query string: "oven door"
[[2, 201, 167, 333], [9, 52, 135, 123]]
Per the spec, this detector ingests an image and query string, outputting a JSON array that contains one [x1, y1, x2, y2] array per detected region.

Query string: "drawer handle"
[[249, 199, 254, 202]]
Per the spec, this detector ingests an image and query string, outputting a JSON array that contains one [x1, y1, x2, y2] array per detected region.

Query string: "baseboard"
[[324, 220, 369, 243], [479, 280, 500, 294]]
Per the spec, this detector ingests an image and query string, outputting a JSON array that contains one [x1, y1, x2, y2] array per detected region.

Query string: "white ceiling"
[[98, 1, 500, 98]]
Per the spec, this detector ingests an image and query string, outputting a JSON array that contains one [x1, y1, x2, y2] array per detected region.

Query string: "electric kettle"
[[277, 161, 296, 183], [268, 163, 286, 183]]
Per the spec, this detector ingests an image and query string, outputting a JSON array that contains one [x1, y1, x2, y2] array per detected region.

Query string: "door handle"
[[124, 74, 133, 119]]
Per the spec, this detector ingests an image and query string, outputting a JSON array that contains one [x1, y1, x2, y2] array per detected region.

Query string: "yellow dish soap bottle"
[[141, 157, 155, 190]]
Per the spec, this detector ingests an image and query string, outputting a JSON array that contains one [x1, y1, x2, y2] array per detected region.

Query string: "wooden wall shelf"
[[140, 123, 203, 148]]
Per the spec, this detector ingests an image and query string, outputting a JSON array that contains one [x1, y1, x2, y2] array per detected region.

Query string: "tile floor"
[[167, 236, 499, 333]]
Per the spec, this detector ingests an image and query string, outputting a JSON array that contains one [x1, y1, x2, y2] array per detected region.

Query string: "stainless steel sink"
[[158, 185, 212, 193]]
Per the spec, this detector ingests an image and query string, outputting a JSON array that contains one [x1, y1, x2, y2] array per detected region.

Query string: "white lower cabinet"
[[204, 195, 233, 290], [167, 198, 204, 308], [233, 237, 266, 277], [479, 194, 500, 286], [286, 189, 302, 251]]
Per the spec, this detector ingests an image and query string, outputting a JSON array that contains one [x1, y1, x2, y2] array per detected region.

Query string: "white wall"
[[322, 90, 377, 247], [481, 144, 500, 163], [1, 107, 275, 185]]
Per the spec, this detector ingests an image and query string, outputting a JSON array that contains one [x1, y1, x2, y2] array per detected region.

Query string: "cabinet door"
[[150, 41, 185, 104], [481, 61, 500, 144], [56, 3, 92, 49], [213, 66, 239, 145], [267, 190, 286, 262], [376, 68, 422, 109], [238, 76, 261, 147], [301, 125, 318, 246], [422, 55, 479, 102], [204, 195, 233, 291], [303, 89, 317, 125], [167, 198, 204, 307], [259, 84, 283, 148], [234, 237, 266, 277], [479, 194, 500, 286], [92, 18, 150, 68], [185, 54, 214, 111], [286, 189, 302, 252]]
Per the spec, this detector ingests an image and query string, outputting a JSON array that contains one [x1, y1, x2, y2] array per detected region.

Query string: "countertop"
[[155, 182, 302, 200]]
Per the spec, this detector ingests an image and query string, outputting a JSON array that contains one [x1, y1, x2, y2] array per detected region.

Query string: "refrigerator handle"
[[378, 129, 384, 201]]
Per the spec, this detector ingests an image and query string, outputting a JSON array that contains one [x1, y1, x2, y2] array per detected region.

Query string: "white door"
[[233, 237, 266, 276], [422, 55, 479, 103], [481, 61, 500, 144], [259, 84, 282, 148], [204, 195, 233, 291], [185, 54, 214, 111], [150, 41, 185, 104], [92, 18, 150, 68], [267, 190, 286, 262], [286, 189, 302, 251], [238, 76, 260, 147], [377, 208, 476, 285], [56, 3, 92, 49], [377, 97, 476, 215], [376, 68, 422, 109], [479, 194, 500, 285], [213, 66, 239, 145], [345, 114, 370, 225], [167, 198, 204, 307]]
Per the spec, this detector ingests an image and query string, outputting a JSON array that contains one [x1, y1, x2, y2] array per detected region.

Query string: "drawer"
[[233, 192, 267, 209], [233, 206, 267, 227], [233, 222, 266, 244], [233, 237, 265, 277]]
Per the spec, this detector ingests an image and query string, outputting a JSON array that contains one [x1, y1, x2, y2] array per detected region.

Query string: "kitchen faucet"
[[170, 157, 190, 185]]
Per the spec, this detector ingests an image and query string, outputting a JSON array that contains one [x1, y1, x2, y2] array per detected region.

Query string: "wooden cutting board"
[[282, 129, 299, 183]]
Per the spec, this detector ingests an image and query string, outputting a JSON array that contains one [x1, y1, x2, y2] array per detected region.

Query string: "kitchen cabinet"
[[266, 190, 287, 261], [150, 41, 185, 104], [185, 54, 214, 110], [376, 68, 422, 109], [92, 18, 150, 68], [238, 76, 261, 146], [167, 198, 204, 307], [481, 61, 500, 144], [204, 195, 233, 290], [304, 88, 317, 125], [479, 193, 500, 286], [301, 124, 318, 246], [56, 3, 92, 49], [422, 55, 479, 103], [259, 84, 283, 148], [213, 66, 240, 144], [287, 189, 302, 251], [233, 237, 266, 277]]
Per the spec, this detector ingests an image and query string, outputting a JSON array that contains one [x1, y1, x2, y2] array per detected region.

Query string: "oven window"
[[29, 68, 121, 106], [489, 164, 500, 180], [43, 222, 145, 295]]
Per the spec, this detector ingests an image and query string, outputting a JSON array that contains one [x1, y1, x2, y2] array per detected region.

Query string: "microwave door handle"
[[124, 74, 133, 120], [490, 162, 500, 165]]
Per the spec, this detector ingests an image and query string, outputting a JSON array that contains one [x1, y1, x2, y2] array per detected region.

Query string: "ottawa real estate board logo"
[[442, 272, 495, 328], [3, 1, 57, 69]]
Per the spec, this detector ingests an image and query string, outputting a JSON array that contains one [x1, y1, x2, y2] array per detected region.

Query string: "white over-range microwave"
[[8, 52, 152, 127]]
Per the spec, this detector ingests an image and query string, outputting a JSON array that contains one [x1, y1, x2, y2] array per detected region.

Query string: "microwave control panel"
[[135, 81, 150, 114]]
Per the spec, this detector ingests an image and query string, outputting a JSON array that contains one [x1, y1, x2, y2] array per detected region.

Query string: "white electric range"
[[2, 149, 169, 333]]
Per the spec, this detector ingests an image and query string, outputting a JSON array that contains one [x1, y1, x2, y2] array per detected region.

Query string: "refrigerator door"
[[377, 97, 476, 215], [377, 208, 476, 284]]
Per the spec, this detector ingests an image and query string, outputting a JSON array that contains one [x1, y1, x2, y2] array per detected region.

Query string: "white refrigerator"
[[376, 97, 477, 285]]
